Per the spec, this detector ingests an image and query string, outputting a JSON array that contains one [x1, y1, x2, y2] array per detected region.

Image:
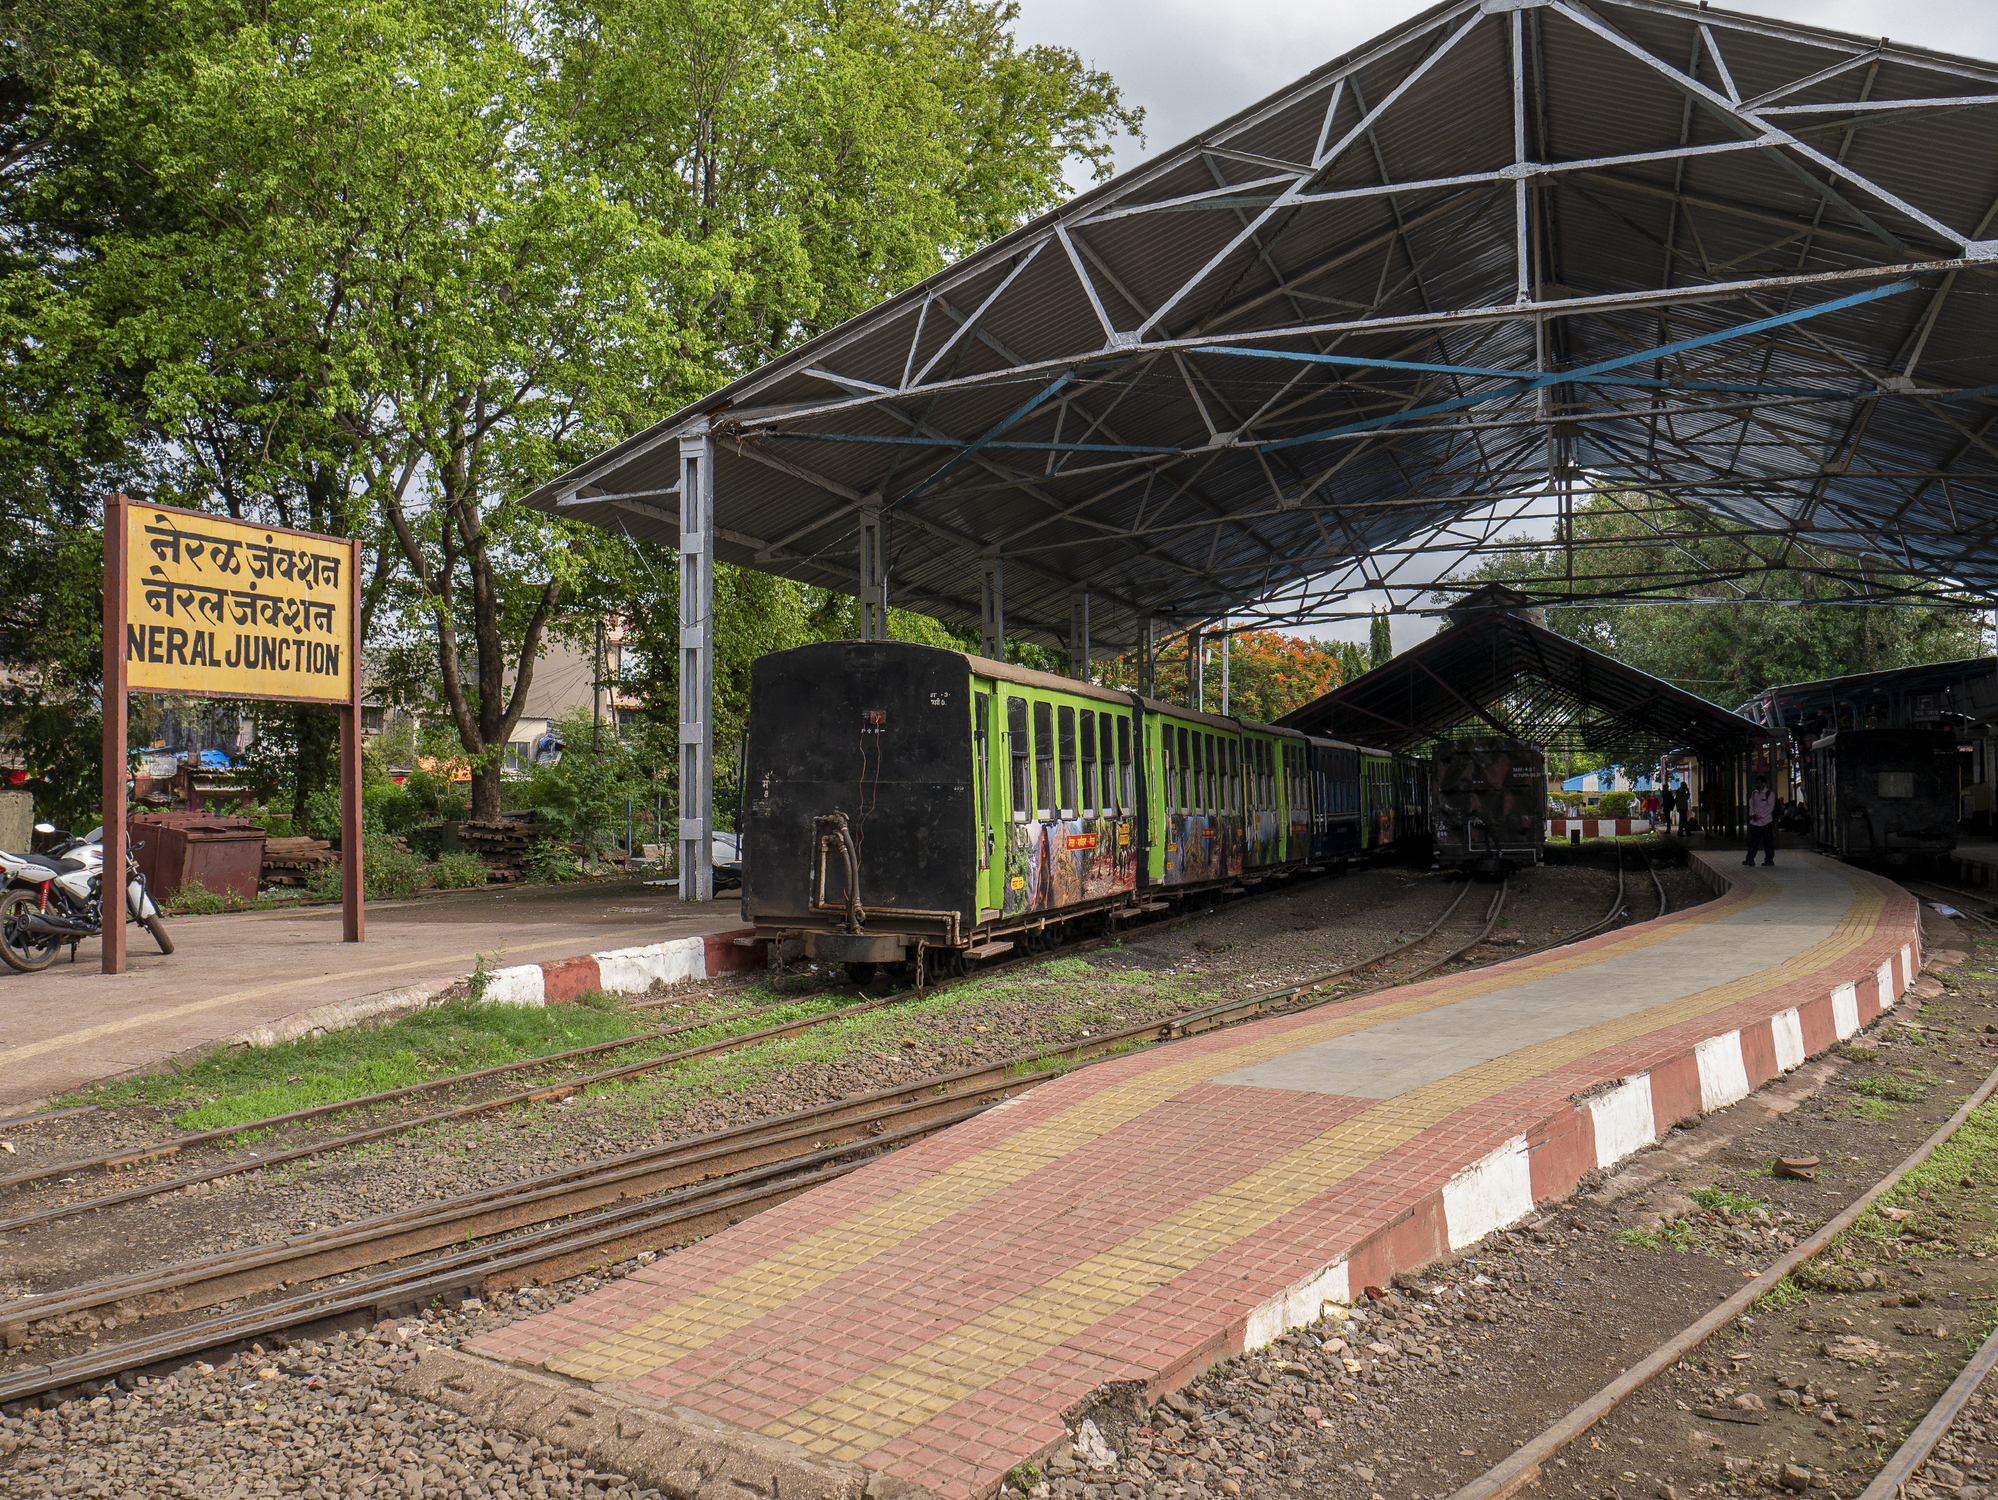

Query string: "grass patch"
[[1617, 1227, 1663, 1250], [74, 992, 684, 1130], [1689, 1184, 1762, 1216], [1037, 956, 1097, 981], [1853, 1072, 1929, 1102]]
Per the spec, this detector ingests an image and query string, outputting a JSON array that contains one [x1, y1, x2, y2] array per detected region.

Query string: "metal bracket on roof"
[[1479, 0, 1547, 12], [1966, 241, 1998, 260]]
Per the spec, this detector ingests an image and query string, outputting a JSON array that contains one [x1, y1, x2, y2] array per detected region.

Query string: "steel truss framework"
[[532, 0, 1998, 679]]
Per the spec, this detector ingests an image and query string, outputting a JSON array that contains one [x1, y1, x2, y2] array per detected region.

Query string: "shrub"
[[524, 837, 580, 883], [165, 878, 244, 915], [306, 859, 344, 901], [1597, 790, 1636, 819], [431, 851, 490, 890], [363, 834, 428, 900]]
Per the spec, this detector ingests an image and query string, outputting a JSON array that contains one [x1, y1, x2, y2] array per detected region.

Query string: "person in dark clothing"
[[1673, 780, 1690, 834], [1744, 774, 1777, 867]]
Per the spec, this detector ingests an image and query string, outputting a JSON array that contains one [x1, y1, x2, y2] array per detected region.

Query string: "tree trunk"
[[469, 760, 505, 822]]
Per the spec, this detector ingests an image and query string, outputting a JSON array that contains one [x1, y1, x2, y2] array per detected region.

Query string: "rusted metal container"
[[129, 812, 267, 902]]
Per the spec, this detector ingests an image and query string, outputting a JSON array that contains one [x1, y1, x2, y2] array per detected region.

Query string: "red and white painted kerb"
[[1239, 867, 1917, 1350], [480, 928, 761, 1007], [1548, 817, 1654, 838]]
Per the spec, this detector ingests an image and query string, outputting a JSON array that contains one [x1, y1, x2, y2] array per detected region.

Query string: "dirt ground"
[[0, 849, 1683, 1381]]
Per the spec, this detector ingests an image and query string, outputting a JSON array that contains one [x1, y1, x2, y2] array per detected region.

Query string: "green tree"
[[25, 0, 1139, 825], [1445, 491, 1982, 704], [1367, 610, 1393, 671]]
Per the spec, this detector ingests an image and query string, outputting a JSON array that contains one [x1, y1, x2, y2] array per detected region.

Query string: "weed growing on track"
[[63, 991, 770, 1129]]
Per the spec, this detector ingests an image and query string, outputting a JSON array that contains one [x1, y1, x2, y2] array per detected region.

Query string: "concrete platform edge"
[[0, 926, 764, 1122], [1229, 850, 1919, 1363], [403, 1345, 935, 1500]]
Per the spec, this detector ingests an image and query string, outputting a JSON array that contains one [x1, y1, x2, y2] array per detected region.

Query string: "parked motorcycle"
[[0, 824, 174, 972]]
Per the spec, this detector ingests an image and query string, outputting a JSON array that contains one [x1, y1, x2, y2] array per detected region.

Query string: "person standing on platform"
[[1674, 779, 1690, 835], [1745, 775, 1777, 867]]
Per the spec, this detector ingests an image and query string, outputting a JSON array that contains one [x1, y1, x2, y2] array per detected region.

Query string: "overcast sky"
[[1003, 1, 1998, 648]]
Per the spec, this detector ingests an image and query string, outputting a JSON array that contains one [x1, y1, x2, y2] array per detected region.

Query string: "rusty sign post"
[[102, 497, 364, 973]]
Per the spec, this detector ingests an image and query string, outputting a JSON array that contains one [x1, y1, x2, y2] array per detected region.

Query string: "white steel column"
[[1221, 621, 1231, 713], [1142, 616, 1156, 697], [979, 553, 1005, 659], [678, 425, 715, 904], [1189, 625, 1204, 711], [1070, 591, 1091, 682], [857, 499, 888, 641]]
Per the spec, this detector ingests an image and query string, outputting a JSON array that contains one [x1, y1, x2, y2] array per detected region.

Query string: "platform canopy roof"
[[528, 0, 1998, 661], [1277, 585, 1762, 757]]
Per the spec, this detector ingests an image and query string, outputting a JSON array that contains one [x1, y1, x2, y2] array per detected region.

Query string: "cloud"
[[1012, 0, 1998, 178]]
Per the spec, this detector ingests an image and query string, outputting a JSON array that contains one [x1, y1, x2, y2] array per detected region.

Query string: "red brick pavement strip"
[[464, 854, 1912, 1500]]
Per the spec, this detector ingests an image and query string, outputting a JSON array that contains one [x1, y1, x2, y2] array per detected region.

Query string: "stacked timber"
[[262, 836, 334, 887], [460, 815, 535, 881]]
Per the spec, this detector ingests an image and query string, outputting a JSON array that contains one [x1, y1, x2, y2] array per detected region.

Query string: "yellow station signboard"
[[123, 505, 356, 704]]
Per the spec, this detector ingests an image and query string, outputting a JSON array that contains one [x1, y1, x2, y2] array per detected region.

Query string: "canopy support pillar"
[[1070, 591, 1090, 682], [678, 426, 714, 904], [980, 554, 1005, 660], [857, 498, 888, 641]]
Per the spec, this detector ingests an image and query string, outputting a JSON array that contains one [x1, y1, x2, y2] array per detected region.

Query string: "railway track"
[[1445, 1051, 1998, 1500], [0, 850, 1665, 1407], [0, 859, 1484, 1219]]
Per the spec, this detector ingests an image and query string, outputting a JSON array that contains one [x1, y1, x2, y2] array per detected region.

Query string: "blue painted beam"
[[1251, 278, 1920, 451], [760, 431, 1178, 455], [1195, 345, 1849, 399], [888, 373, 1075, 509]]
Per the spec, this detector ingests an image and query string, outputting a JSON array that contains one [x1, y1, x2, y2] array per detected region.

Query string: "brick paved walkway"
[[444, 853, 1919, 1500]]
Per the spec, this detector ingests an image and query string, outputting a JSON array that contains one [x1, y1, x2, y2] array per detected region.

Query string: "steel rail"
[[1854, 1318, 1998, 1500], [1899, 876, 1998, 930], [1445, 1053, 1998, 1500], [0, 859, 1450, 1211], [0, 989, 924, 1228], [0, 980, 800, 1189], [0, 865, 1683, 1406]]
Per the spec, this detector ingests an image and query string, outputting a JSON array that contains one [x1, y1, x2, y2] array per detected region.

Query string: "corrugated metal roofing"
[[529, 0, 1998, 659], [1277, 588, 1761, 757]]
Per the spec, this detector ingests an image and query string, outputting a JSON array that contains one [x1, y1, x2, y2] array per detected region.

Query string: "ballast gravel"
[[0, 1279, 652, 1500]]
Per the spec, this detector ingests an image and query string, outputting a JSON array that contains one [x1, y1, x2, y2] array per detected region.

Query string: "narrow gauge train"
[[1428, 736, 1547, 875], [1810, 727, 1958, 864], [740, 640, 1423, 978]]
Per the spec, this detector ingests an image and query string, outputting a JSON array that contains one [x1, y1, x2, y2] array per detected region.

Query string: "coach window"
[[1229, 741, 1240, 815], [1058, 706, 1079, 817], [974, 694, 992, 864], [1176, 727, 1191, 811], [1099, 714, 1117, 812], [1033, 700, 1055, 820], [1086, 707, 1102, 814], [1117, 716, 1133, 811], [1007, 697, 1030, 821], [1204, 734, 1218, 813]]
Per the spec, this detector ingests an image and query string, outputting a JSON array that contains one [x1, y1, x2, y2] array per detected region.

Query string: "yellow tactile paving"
[[765, 874, 1889, 1456], [550, 868, 1866, 1389]]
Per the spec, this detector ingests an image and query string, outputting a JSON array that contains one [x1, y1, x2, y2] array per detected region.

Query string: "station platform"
[[422, 852, 1920, 1500], [0, 880, 750, 1114]]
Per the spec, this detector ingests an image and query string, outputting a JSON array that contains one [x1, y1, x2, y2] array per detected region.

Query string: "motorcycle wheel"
[[0, 889, 62, 973], [144, 913, 175, 955]]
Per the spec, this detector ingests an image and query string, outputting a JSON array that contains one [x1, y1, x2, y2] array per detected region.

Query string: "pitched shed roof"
[[530, 0, 1998, 658]]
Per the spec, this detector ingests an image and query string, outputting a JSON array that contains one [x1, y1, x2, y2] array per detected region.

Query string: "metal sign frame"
[[100, 494, 364, 973]]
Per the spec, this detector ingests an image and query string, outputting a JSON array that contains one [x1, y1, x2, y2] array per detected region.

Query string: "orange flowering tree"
[[1099, 629, 1349, 722]]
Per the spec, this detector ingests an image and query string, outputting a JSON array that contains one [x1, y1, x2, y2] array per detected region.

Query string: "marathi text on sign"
[[123, 507, 355, 704]]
